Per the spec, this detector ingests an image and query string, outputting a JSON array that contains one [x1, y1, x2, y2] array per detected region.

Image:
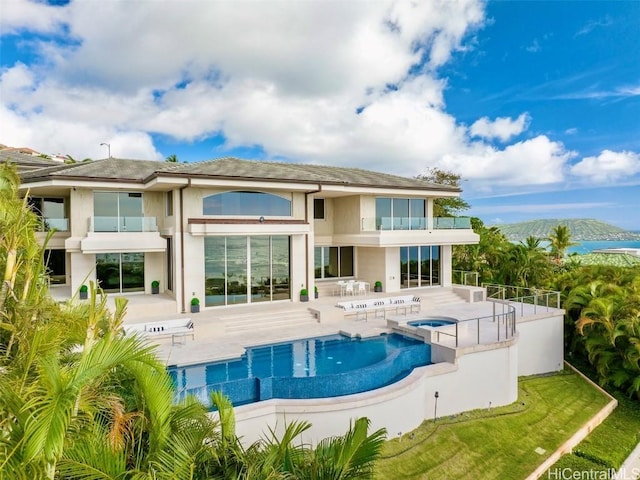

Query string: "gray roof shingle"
[[18, 156, 457, 192]]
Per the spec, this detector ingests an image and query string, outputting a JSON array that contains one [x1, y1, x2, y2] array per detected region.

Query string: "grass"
[[374, 369, 611, 480], [548, 389, 640, 475]]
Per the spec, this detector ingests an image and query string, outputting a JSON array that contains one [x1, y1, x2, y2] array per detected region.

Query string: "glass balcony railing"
[[36, 217, 69, 232], [89, 216, 158, 233], [434, 217, 471, 229], [361, 216, 472, 231]]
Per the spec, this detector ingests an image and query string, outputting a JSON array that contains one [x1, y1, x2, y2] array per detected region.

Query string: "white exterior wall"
[[232, 340, 519, 446], [355, 247, 387, 291], [333, 196, 361, 235], [441, 245, 452, 287], [517, 314, 565, 376], [69, 251, 95, 293]]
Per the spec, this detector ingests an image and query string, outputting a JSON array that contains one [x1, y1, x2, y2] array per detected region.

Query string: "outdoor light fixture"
[[100, 142, 111, 158], [259, 216, 265, 223], [434, 391, 439, 421]]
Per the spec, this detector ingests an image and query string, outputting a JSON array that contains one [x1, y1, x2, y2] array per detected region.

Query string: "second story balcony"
[[88, 216, 158, 233], [361, 216, 472, 231], [35, 217, 69, 232]]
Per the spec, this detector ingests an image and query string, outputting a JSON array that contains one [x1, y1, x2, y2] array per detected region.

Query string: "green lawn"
[[550, 392, 640, 474], [375, 369, 611, 480]]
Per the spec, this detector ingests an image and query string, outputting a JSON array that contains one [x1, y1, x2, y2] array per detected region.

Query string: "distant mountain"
[[494, 218, 640, 241]]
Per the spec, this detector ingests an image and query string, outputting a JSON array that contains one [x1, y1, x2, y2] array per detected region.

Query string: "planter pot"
[[300, 295, 309, 302], [374, 286, 383, 293], [79, 291, 88, 300], [152, 286, 159, 294], [191, 304, 200, 313], [314, 292, 319, 299]]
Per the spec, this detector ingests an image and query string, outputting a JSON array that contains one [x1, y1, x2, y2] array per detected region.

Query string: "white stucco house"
[[7, 153, 565, 445], [16, 155, 480, 312]]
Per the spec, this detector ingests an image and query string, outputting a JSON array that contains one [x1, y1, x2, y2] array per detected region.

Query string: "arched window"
[[203, 191, 291, 216]]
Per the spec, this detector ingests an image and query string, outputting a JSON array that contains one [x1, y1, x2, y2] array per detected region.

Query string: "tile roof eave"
[[148, 170, 461, 193]]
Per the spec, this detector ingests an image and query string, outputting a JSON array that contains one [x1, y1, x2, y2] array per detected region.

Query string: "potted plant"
[[151, 280, 160, 294], [314, 285, 319, 299], [300, 288, 309, 302], [190, 297, 200, 313], [79, 284, 88, 300], [374, 281, 383, 293]]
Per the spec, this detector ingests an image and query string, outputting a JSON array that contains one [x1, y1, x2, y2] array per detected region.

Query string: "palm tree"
[[0, 163, 387, 478], [165, 154, 179, 163], [548, 225, 577, 262]]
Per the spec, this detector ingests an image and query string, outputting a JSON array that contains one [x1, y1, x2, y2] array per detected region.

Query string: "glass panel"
[[328, 247, 339, 278], [339, 246, 354, 277], [375, 198, 391, 230], [121, 253, 144, 292], [393, 198, 409, 230], [251, 237, 270, 303], [314, 198, 325, 219], [420, 245, 432, 287], [94, 192, 118, 232], [205, 237, 227, 307], [203, 191, 291, 216], [400, 247, 409, 289], [96, 253, 121, 293], [431, 246, 440, 285], [45, 249, 66, 284], [119, 192, 143, 232], [408, 246, 419, 287], [166, 237, 173, 291], [410, 199, 425, 230], [226, 236, 247, 305], [271, 236, 290, 300], [166, 191, 173, 216], [314, 247, 323, 279]]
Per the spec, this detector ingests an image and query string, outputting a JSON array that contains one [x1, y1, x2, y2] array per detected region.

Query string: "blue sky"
[[1, 0, 639, 229]]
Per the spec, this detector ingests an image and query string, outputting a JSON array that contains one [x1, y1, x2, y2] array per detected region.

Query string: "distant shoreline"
[[568, 240, 640, 255]]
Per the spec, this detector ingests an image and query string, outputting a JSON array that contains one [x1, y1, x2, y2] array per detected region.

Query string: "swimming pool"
[[169, 333, 431, 406], [408, 318, 456, 328]]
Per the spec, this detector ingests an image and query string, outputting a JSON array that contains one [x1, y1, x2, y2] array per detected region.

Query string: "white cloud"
[[0, 0, 611, 196], [441, 135, 575, 189], [0, 0, 68, 34], [570, 150, 640, 183], [469, 113, 530, 142]]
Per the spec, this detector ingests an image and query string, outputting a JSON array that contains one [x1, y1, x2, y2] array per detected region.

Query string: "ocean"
[[568, 240, 640, 255]]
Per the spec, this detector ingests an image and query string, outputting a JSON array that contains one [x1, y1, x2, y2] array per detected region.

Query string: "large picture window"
[[400, 246, 440, 289], [205, 235, 291, 307], [203, 191, 291, 216], [314, 246, 354, 279]]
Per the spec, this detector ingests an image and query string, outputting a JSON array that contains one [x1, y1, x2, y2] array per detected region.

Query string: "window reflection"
[[203, 191, 291, 216], [400, 246, 440, 289], [204, 236, 291, 307]]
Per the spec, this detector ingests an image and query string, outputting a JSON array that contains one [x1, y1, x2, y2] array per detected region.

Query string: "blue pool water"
[[408, 319, 455, 328], [169, 333, 431, 406]]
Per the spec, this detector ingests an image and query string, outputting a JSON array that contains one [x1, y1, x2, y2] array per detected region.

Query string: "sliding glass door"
[[96, 252, 144, 293], [204, 236, 291, 307], [400, 246, 440, 289]]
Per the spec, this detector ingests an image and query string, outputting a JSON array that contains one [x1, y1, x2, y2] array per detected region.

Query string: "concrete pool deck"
[[104, 284, 565, 447], [114, 286, 559, 367]]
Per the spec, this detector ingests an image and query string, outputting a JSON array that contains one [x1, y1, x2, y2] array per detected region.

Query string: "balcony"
[[361, 217, 472, 231], [88, 216, 158, 233], [36, 217, 69, 232]]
